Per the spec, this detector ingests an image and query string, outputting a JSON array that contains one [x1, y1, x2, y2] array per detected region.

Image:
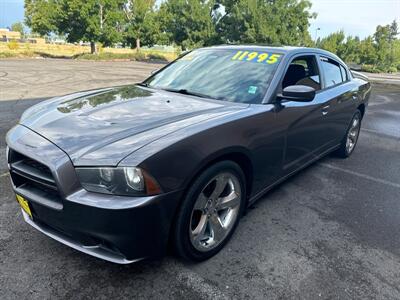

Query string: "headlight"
[[76, 167, 160, 196]]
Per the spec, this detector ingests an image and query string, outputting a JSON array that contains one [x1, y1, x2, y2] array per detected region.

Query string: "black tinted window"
[[282, 55, 321, 90], [320, 57, 343, 87]]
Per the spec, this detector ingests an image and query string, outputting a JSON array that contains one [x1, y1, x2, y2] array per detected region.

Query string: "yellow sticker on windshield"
[[231, 51, 281, 64]]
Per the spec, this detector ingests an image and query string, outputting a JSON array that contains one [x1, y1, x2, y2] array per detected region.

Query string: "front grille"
[[8, 149, 62, 208]]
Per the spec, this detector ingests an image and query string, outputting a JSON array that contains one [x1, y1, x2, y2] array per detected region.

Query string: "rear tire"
[[173, 161, 246, 261], [334, 110, 362, 158]]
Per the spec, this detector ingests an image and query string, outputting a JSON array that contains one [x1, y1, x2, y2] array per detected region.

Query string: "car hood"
[[20, 85, 247, 166]]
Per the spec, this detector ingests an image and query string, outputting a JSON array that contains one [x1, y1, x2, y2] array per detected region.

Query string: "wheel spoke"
[[217, 191, 240, 210], [210, 176, 228, 200], [189, 171, 242, 252], [345, 115, 360, 154], [192, 214, 208, 242], [349, 133, 355, 142], [194, 192, 208, 210], [209, 213, 225, 242]]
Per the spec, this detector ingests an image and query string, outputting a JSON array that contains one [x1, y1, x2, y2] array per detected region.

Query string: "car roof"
[[204, 44, 345, 65], [207, 44, 300, 53]]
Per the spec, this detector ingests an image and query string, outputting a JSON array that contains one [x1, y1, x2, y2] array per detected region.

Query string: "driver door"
[[274, 54, 333, 172]]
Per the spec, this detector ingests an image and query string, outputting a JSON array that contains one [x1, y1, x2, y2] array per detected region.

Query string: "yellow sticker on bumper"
[[16, 194, 32, 218]]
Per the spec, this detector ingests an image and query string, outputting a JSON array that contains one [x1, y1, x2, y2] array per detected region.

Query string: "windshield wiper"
[[163, 88, 216, 100]]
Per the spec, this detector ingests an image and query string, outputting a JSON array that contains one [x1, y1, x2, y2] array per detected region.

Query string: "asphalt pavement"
[[0, 59, 400, 299]]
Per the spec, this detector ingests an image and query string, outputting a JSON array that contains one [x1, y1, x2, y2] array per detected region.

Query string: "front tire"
[[334, 110, 362, 158], [173, 161, 246, 261]]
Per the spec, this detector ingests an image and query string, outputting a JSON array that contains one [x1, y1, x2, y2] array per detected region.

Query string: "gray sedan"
[[6, 45, 371, 263]]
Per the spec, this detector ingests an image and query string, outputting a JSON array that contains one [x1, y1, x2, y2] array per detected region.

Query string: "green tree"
[[315, 20, 399, 72], [359, 36, 377, 65], [393, 39, 400, 70], [342, 36, 361, 64], [11, 22, 25, 38], [318, 31, 346, 57], [25, 0, 59, 36], [57, 0, 126, 53], [374, 24, 391, 68], [124, 0, 159, 49], [158, 0, 214, 50], [216, 0, 314, 46], [25, 0, 126, 53], [388, 20, 399, 66]]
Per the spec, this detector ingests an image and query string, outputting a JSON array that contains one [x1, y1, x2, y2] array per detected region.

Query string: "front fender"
[[119, 104, 281, 199], [119, 108, 256, 193], [125, 125, 253, 193]]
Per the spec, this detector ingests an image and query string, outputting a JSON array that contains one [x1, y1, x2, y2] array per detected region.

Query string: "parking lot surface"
[[1, 60, 400, 299]]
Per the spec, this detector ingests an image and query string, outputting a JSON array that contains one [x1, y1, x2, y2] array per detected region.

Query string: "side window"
[[320, 57, 343, 87], [339, 64, 348, 82], [282, 55, 321, 91]]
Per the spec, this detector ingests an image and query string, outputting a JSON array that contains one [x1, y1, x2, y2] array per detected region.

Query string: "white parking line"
[[163, 260, 229, 300], [0, 172, 9, 178], [320, 163, 400, 189]]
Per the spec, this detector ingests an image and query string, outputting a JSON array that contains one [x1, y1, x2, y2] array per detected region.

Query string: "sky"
[[309, 0, 400, 40], [0, 0, 399, 39]]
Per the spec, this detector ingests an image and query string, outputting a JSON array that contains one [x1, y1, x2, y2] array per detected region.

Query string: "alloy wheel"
[[346, 114, 361, 154], [189, 172, 242, 252]]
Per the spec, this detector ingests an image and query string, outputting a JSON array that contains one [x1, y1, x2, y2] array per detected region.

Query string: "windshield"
[[144, 48, 283, 104]]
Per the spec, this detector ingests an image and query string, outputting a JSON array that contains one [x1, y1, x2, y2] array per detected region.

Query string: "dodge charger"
[[6, 46, 371, 263]]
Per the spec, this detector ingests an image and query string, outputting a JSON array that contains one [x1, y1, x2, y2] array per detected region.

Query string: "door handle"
[[322, 105, 330, 116]]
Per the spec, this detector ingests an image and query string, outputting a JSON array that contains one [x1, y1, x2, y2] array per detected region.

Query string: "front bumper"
[[21, 210, 138, 264], [20, 189, 182, 263], [6, 125, 183, 263]]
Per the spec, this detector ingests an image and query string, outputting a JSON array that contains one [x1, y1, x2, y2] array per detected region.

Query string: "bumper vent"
[[8, 149, 62, 209]]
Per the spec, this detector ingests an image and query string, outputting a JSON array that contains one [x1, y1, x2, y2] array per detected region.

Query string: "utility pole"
[[315, 27, 321, 44]]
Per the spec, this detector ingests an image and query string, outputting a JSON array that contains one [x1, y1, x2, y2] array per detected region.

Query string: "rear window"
[[320, 57, 343, 88]]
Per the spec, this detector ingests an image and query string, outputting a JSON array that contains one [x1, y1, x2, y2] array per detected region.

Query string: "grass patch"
[[0, 41, 177, 61], [75, 52, 143, 61], [74, 51, 168, 62], [0, 51, 17, 58], [0, 50, 37, 59], [146, 53, 169, 61]]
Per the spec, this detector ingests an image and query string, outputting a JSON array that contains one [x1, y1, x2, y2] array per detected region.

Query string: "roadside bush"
[[134, 51, 146, 61], [360, 64, 382, 73], [0, 52, 16, 58], [387, 66, 398, 73], [147, 53, 168, 61], [7, 40, 19, 50]]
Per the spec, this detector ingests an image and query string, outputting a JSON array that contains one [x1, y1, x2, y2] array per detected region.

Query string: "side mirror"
[[278, 85, 316, 102], [210, 3, 227, 25]]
